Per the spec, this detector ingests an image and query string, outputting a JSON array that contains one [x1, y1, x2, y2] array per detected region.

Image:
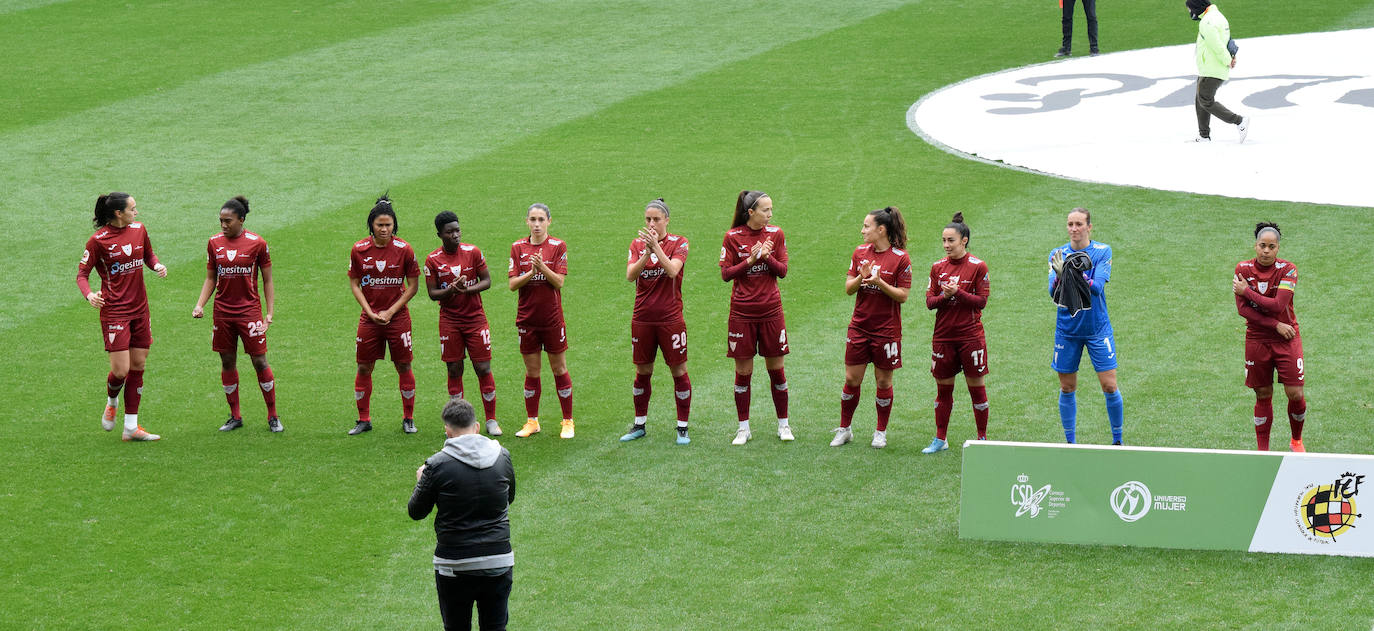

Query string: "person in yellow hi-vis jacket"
[[1187, 0, 1250, 143]]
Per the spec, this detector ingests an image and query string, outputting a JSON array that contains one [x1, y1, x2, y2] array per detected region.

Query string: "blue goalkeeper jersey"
[[1048, 240, 1113, 337]]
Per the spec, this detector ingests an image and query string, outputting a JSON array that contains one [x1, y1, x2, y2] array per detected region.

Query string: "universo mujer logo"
[[908, 28, 1374, 208]]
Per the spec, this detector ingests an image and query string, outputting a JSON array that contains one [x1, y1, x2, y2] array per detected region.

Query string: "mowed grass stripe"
[[4, 0, 916, 329], [0, 1, 499, 131]]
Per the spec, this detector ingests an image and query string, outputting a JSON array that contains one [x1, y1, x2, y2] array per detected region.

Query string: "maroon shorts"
[[632, 319, 688, 366], [845, 327, 901, 370], [1245, 336, 1304, 388], [356, 312, 414, 363], [212, 317, 268, 355], [101, 317, 153, 352], [518, 324, 568, 355], [726, 317, 789, 359], [440, 318, 492, 363], [931, 337, 988, 379]]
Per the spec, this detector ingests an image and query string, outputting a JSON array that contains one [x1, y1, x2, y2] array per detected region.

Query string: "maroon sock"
[[523, 376, 541, 419], [447, 375, 463, 398], [934, 383, 954, 440], [554, 372, 573, 420], [256, 367, 277, 419], [1254, 396, 1273, 451], [969, 385, 989, 439], [876, 387, 894, 431], [632, 373, 652, 417], [125, 370, 144, 415], [767, 368, 788, 420], [477, 372, 497, 422], [1287, 397, 1306, 441], [673, 372, 692, 424], [222, 369, 241, 418], [355, 373, 372, 422], [399, 369, 416, 419], [106, 372, 125, 399], [733, 373, 751, 422], [840, 383, 861, 428]]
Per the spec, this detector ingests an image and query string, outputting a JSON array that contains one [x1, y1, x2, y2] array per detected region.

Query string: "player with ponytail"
[[921, 212, 991, 453], [77, 192, 168, 441]]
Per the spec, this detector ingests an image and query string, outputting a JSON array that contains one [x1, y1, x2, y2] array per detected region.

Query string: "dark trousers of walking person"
[[1196, 76, 1242, 138], [436, 569, 513, 631], [1061, 0, 1098, 53]]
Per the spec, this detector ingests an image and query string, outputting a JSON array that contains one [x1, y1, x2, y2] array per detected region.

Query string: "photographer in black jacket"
[[409, 398, 515, 631]]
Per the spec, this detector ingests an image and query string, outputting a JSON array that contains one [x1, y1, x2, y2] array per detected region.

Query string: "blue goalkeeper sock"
[[1105, 390, 1124, 443], [1058, 390, 1076, 443]]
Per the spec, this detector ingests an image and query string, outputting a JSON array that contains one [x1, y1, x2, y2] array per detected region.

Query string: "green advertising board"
[[960, 441, 1373, 557]]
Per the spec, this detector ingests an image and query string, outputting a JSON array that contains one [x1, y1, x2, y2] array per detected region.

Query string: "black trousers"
[[1195, 76, 1242, 137], [435, 568, 513, 631], [1061, 0, 1098, 51]]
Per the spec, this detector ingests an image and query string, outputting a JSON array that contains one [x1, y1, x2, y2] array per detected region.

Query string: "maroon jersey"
[[927, 253, 989, 342], [348, 237, 420, 315], [207, 231, 271, 320], [508, 237, 568, 328], [848, 243, 912, 339], [425, 244, 488, 324], [719, 225, 786, 321], [630, 233, 689, 325], [76, 222, 159, 320], [1235, 258, 1298, 342]]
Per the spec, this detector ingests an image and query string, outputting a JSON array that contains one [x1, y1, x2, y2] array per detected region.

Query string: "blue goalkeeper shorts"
[[1052, 329, 1118, 374]]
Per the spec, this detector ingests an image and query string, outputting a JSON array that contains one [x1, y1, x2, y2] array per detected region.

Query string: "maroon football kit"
[[426, 244, 492, 363], [509, 237, 569, 354], [845, 243, 912, 369], [1235, 257, 1302, 387], [926, 253, 990, 379], [720, 225, 788, 358], [77, 222, 160, 351], [629, 234, 689, 366], [349, 236, 420, 362], [208, 231, 272, 355]]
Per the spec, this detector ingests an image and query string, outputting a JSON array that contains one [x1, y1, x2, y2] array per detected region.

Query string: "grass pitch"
[[3, 1, 1372, 628]]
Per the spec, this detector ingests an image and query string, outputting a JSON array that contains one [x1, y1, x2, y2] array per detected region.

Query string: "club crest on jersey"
[[227, 249, 238, 262], [1258, 282, 1269, 293], [376, 260, 387, 272], [450, 265, 463, 278], [121, 244, 132, 256]]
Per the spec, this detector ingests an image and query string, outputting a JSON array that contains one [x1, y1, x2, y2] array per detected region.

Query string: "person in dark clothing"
[[1055, 0, 1099, 57], [409, 398, 515, 631]]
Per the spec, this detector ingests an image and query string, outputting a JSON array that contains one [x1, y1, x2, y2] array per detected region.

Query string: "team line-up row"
[[77, 192, 1308, 452]]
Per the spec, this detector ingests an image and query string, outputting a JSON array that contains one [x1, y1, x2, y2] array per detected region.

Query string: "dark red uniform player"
[[621, 198, 693, 445], [508, 203, 574, 439], [424, 211, 501, 436], [76, 192, 167, 441], [921, 212, 990, 454], [719, 190, 792, 445], [1233, 222, 1305, 452], [192, 196, 280, 432], [831, 207, 912, 449], [347, 196, 420, 435]]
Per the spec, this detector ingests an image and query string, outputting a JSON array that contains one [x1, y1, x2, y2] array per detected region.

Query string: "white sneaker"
[[732, 428, 751, 445], [1237, 116, 1250, 143], [486, 419, 503, 436], [1190, 135, 1211, 143], [871, 430, 888, 449], [829, 426, 852, 447], [778, 425, 794, 441]]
